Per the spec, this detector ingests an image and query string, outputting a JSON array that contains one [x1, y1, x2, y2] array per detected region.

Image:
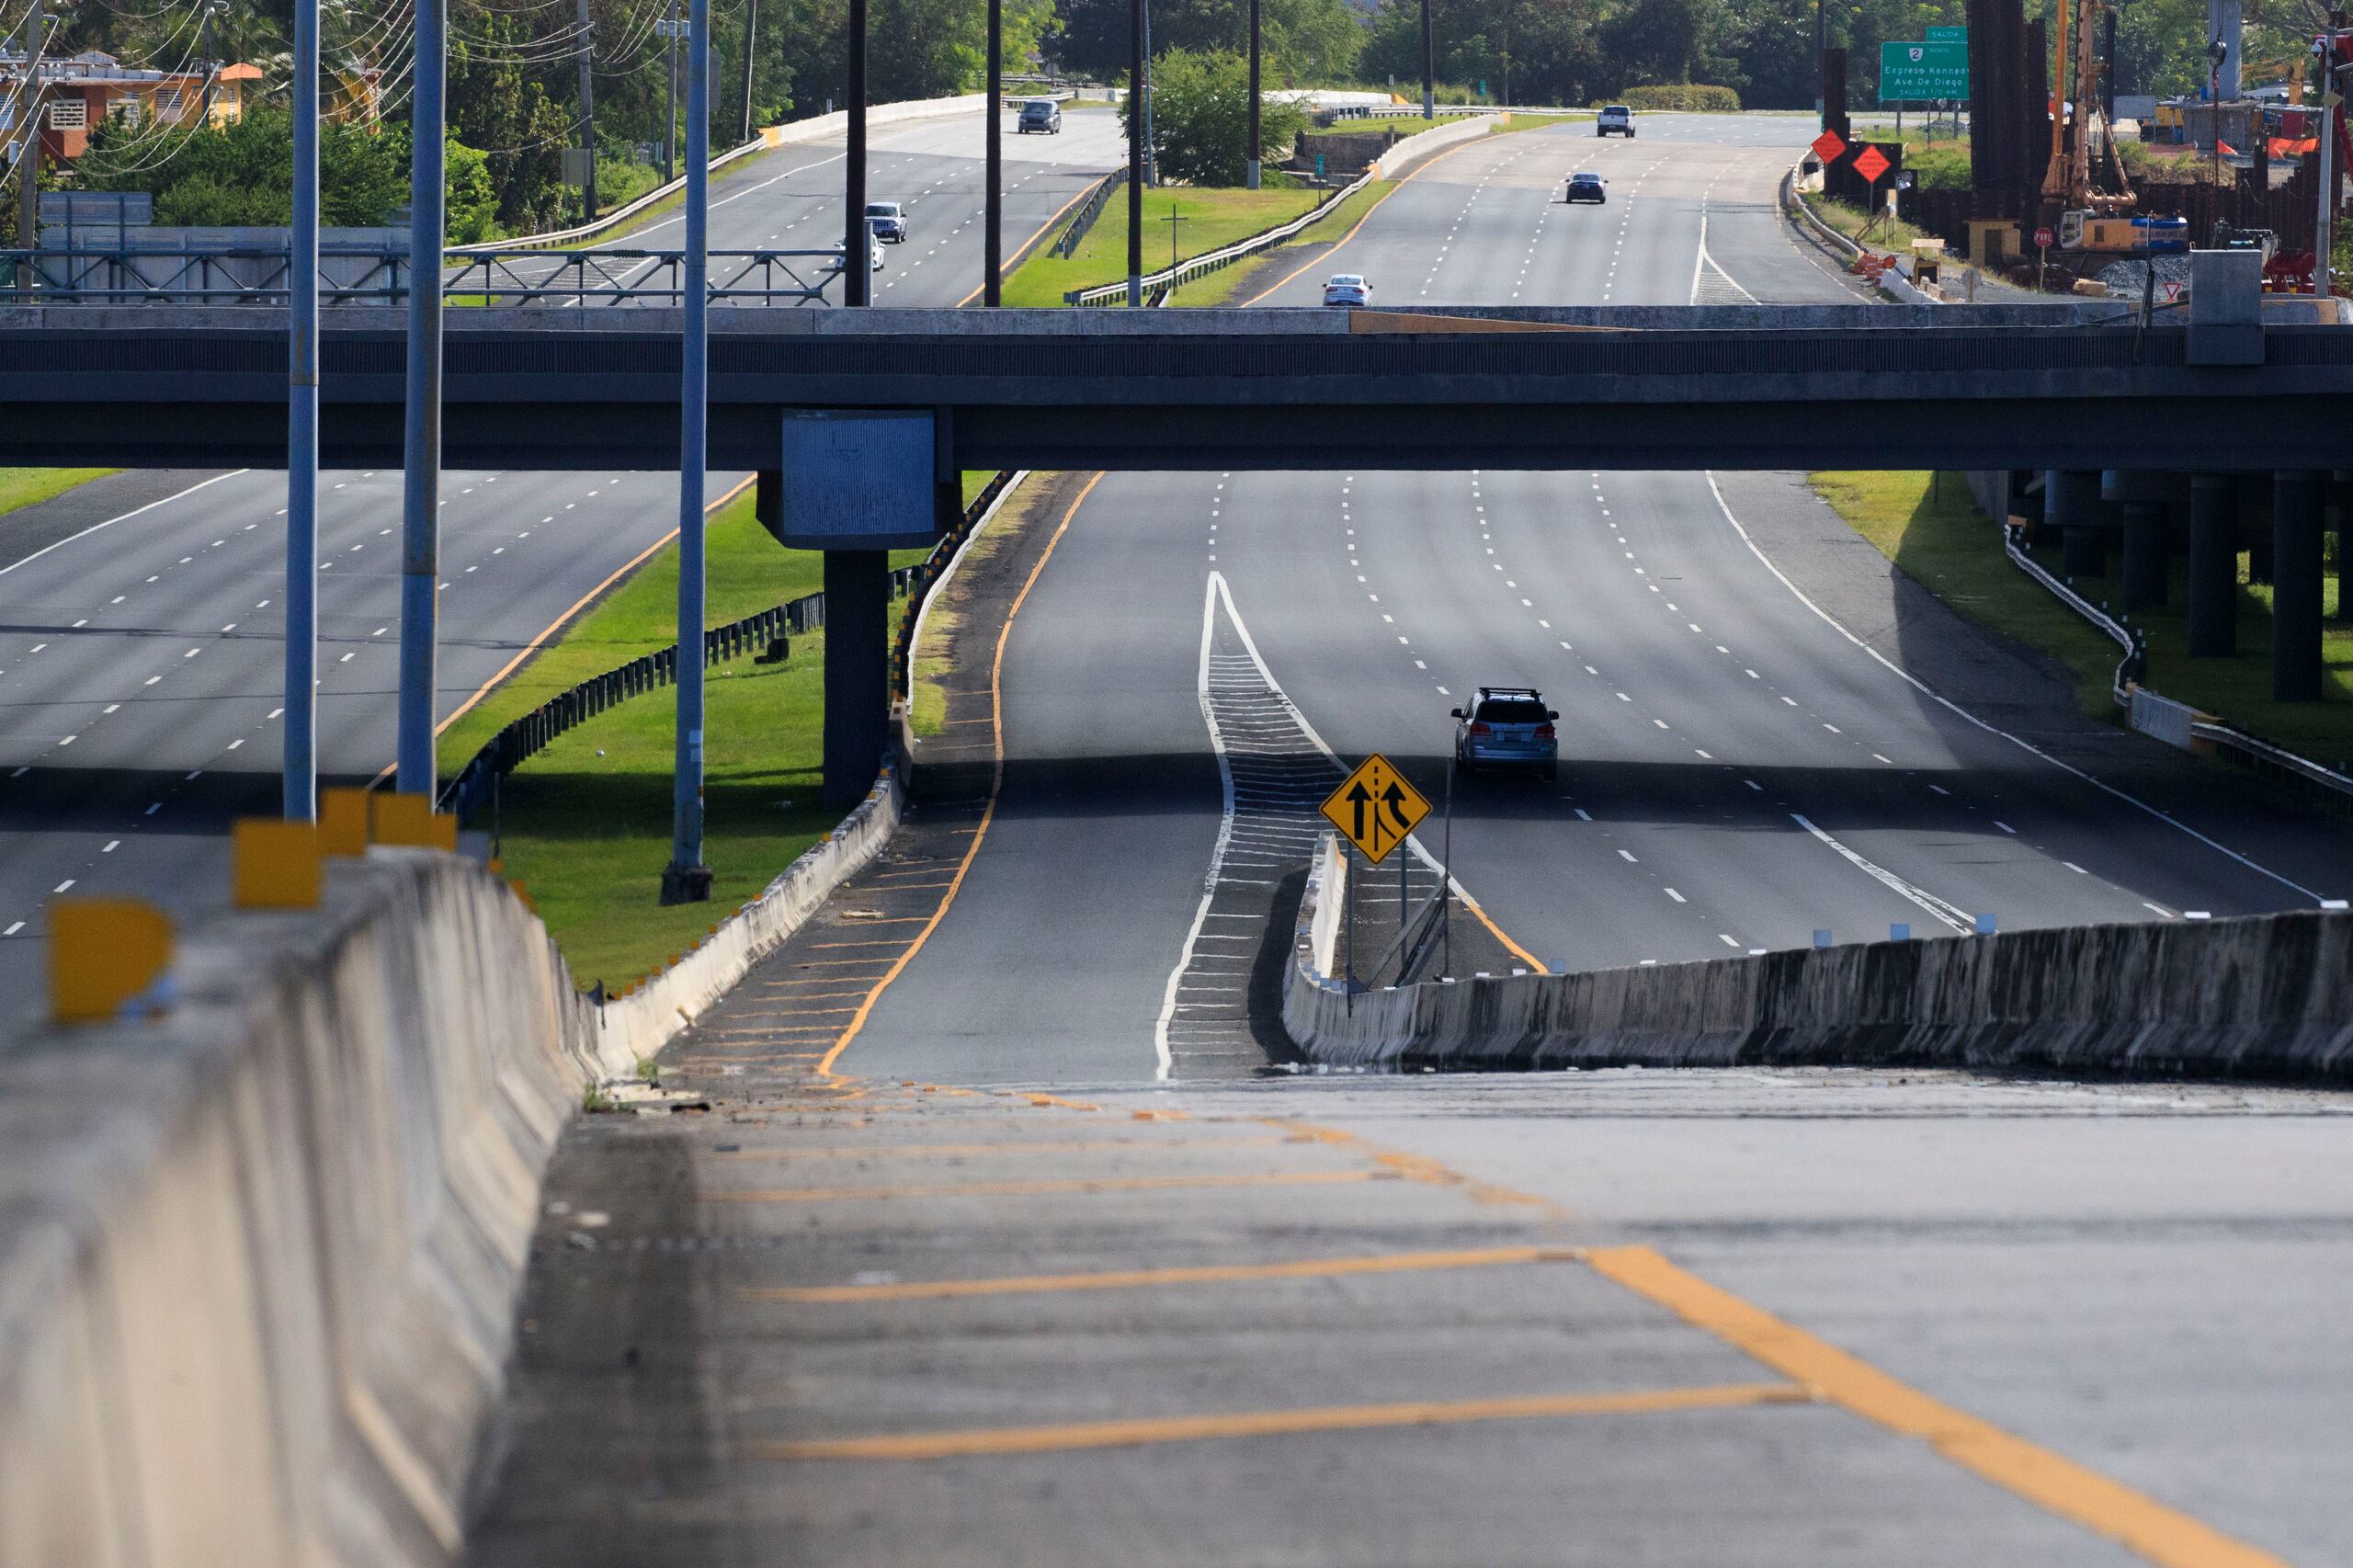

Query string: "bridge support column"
[[2271, 470, 2325, 702], [2188, 473, 2238, 658], [2048, 469, 2107, 578], [2105, 471, 2170, 612], [823, 550, 892, 806]]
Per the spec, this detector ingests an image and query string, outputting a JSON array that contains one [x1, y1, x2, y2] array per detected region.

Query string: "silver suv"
[[1451, 687, 1559, 779], [1597, 104, 1635, 138]]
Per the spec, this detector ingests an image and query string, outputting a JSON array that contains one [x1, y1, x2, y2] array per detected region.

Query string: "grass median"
[[998, 184, 1331, 305], [1813, 471, 2351, 768], [436, 485, 936, 991], [0, 467, 118, 517]]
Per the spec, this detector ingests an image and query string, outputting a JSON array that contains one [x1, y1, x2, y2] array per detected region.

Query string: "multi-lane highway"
[[840, 113, 2353, 1085], [464, 112, 2353, 1567], [0, 105, 1126, 1017]]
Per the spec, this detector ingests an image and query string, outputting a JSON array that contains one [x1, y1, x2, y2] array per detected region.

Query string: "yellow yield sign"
[[1321, 754, 1430, 865]]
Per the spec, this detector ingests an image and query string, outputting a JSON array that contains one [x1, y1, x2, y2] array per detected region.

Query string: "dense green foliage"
[[1616, 82, 1740, 110], [1053, 0, 1364, 85], [1130, 48, 1309, 184]]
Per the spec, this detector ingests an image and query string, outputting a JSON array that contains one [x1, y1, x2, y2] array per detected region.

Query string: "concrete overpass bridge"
[[8, 302, 2351, 475]]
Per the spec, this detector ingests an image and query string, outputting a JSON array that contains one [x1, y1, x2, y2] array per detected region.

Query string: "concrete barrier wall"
[[1286, 868, 2353, 1079], [0, 755, 905, 1565], [1372, 115, 1500, 182]]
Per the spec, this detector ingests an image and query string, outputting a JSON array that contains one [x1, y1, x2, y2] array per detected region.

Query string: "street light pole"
[[1127, 0, 1143, 304], [284, 0, 320, 821], [1420, 0, 1435, 120], [846, 0, 868, 304], [1246, 0, 1260, 189], [395, 0, 446, 797], [1816, 0, 1826, 125], [663, 0, 712, 903], [984, 0, 1001, 303], [2319, 17, 2342, 296]]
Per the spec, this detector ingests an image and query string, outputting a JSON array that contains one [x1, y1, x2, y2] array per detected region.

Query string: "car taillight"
[[1535, 724, 1556, 739], [1467, 722, 1492, 736]]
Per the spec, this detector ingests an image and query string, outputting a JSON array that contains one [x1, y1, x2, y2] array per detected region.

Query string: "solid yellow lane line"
[[817, 474, 1101, 1078], [752, 1381, 1811, 1461], [703, 1168, 1389, 1204], [1585, 1247, 2292, 1568], [955, 176, 1104, 308], [705, 1133, 1290, 1163], [740, 1244, 1577, 1303]]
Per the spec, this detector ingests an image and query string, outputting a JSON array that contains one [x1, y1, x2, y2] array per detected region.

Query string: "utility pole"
[[663, 0, 712, 903], [1816, 0, 1826, 125], [737, 0, 757, 142], [1127, 0, 1142, 303], [395, 0, 445, 797], [15, 0, 45, 251], [1420, 0, 1435, 120], [576, 0, 597, 221], [984, 0, 1001, 303], [285, 0, 320, 820], [200, 0, 222, 125], [2320, 15, 2342, 296], [845, 0, 867, 303], [664, 0, 677, 181], [1246, 0, 1260, 188], [1139, 0, 1156, 185]]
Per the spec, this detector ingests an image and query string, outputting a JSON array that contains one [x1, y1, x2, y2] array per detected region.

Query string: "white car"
[[824, 244, 885, 275], [1323, 273, 1370, 306]]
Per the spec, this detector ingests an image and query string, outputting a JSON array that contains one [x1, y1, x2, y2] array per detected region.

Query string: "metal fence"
[[1052, 167, 1127, 258], [2, 244, 847, 306], [889, 469, 1017, 697]]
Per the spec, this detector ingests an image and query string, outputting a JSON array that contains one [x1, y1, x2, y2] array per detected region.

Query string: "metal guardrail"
[[446, 130, 774, 256], [5, 245, 845, 305], [1065, 167, 1373, 305], [1053, 167, 1126, 258], [2002, 520, 2352, 807]]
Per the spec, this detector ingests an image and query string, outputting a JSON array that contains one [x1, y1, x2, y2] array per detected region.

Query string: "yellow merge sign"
[[1320, 753, 1431, 866]]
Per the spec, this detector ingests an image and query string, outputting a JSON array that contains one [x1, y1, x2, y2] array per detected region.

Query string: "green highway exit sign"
[[1881, 39, 1968, 101]]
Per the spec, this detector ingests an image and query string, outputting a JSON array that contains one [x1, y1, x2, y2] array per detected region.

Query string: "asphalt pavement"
[[470, 113, 2353, 1567], [0, 106, 1126, 1022]]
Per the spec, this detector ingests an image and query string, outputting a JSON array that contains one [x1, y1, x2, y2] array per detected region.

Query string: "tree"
[[81, 108, 408, 226], [1051, 0, 1359, 85], [1128, 45, 1306, 184]]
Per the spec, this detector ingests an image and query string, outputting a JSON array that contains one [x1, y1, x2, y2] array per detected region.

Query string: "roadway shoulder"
[[0, 468, 223, 573]]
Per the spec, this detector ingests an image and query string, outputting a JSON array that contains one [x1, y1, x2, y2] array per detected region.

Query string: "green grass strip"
[[997, 184, 1330, 306], [1813, 472, 2349, 768], [0, 467, 118, 517]]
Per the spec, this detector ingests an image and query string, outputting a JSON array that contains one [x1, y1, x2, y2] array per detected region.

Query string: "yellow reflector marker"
[[320, 787, 372, 855], [232, 819, 322, 909], [49, 898, 173, 1024], [372, 791, 457, 851]]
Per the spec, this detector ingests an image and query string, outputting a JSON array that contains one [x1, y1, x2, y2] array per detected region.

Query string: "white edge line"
[[1790, 813, 1973, 935], [1154, 572, 1241, 1081], [0, 470, 250, 580], [1704, 472, 2325, 905], [1209, 571, 1520, 960]]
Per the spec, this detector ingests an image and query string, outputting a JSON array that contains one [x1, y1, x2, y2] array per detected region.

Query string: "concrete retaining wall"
[[0, 754, 905, 1565], [1372, 115, 1500, 182], [1285, 867, 2353, 1079]]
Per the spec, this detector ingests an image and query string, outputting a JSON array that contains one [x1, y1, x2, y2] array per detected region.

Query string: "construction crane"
[[2041, 0, 2137, 214]]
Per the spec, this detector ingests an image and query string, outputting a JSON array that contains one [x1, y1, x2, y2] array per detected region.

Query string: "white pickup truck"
[[1597, 105, 1635, 138]]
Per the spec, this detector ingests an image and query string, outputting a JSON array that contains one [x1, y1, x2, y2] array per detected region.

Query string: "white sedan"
[[1323, 273, 1370, 306]]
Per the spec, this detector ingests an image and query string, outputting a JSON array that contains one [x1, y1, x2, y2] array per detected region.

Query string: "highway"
[[847, 113, 2353, 1082], [0, 105, 1125, 1017], [465, 113, 2353, 1566]]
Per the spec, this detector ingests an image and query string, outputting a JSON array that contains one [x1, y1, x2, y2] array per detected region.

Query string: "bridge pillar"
[[2188, 473, 2238, 658], [2048, 469, 2107, 578], [2271, 470, 2326, 702], [2104, 471, 2171, 612], [822, 551, 892, 805]]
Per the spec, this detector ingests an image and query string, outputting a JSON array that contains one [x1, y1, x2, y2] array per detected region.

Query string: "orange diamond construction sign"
[[1320, 754, 1431, 866]]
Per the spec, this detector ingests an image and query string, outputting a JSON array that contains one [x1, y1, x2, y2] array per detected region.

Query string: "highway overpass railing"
[[2, 246, 844, 306]]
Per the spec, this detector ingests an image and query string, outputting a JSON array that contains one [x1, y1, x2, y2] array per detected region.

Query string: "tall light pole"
[[284, 0, 320, 820], [663, 0, 712, 903], [576, 0, 597, 221], [14, 0, 46, 251], [845, 0, 868, 304], [1128, 0, 1143, 304], [1816, 0, 1826, 125], [1420, 0, 1435, 120], [1246, 0, 1261, 188], [984, 0, 1001, 303], [395, 0, 445, 798], [2319, 17, 2342, 297], [737, 0, 758, 142]]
